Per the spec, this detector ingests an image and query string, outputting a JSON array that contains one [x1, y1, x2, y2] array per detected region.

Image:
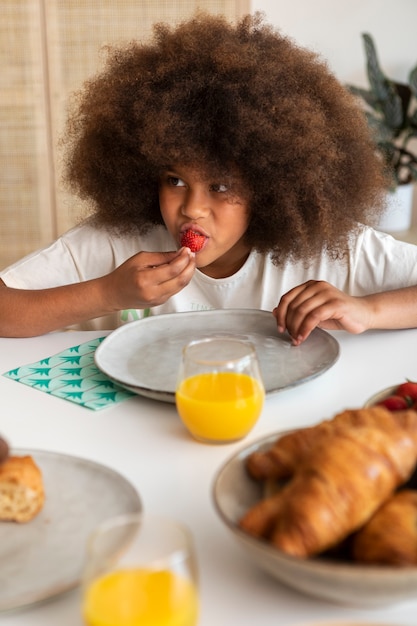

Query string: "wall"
[[251, 0, 417, 85]]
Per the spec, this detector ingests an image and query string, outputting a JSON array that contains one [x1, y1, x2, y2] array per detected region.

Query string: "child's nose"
[[181, 189, 209, 219]]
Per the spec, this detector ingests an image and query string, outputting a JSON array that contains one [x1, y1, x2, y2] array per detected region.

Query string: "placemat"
[[3, 337, 134, 410]]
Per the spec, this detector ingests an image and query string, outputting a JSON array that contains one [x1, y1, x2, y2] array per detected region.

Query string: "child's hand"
[[273, 280, 372, 345], [103, 247, 195, 311]]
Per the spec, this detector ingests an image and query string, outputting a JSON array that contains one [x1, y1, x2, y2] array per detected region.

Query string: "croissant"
[[351, 489, 417, 566], [239, 407, 417, 558], [246, 421, 334, 480], [246, 406, 417, 481]]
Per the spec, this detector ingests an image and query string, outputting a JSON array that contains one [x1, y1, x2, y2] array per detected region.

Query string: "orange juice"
[[176, 371, 264, 442], [83, 568, 198, 626]]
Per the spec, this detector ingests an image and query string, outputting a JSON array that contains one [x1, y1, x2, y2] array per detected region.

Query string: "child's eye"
[[209, 183, 228, 193], [168, 176, 186, 187]]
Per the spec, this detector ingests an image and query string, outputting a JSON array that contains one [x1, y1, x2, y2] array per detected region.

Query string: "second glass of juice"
[[82, 513, 199, 626], [175, 336, 265, 444]]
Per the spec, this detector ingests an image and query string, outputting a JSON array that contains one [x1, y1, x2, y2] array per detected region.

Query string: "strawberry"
[[377, 395, 411, 411], [180, 229, 206, 252], [396, 381, 417, 402]]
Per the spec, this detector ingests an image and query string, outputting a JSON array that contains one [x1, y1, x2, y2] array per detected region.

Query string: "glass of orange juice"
[[81, 513, 199, 626], [175, 336, 265, 444]]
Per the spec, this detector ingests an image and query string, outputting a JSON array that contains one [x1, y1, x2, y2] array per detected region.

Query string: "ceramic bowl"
[[212, 431, 417, 607], [364, 385, 398, 407]]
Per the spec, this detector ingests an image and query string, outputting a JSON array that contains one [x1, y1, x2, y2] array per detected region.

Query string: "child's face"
[[158, 165, 251, 279]]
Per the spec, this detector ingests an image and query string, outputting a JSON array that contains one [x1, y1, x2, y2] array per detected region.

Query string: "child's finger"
[[134, 248, 187, 269]]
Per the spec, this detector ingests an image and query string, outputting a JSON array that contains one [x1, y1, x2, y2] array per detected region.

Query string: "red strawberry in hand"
[[180, 229, 206, 252]]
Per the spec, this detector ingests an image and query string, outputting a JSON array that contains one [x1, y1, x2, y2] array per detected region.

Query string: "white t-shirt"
[[2, 221, 417, 330]]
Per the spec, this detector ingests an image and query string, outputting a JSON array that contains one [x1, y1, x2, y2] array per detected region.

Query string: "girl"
[[1, 12, 417, 342]]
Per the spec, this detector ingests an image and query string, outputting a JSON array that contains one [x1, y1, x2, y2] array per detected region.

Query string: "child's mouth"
[[180, 229, 207, 252]]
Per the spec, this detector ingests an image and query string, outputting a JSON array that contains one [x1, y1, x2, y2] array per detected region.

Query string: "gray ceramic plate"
[[0, 449, 142, 612], [212, 431, 417, 607], [95, 309, 339, 403]]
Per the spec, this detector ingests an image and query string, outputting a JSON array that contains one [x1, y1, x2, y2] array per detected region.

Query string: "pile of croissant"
[[239, 406, 417, 566]]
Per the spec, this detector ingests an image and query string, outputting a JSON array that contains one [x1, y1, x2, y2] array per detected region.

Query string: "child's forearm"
[[0, 248, 196, 337], [364, 286, 417, 330], [0, 278, 113, 337]]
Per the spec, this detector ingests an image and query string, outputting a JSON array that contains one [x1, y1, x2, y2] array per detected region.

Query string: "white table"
[[1, 327, 417, 625]]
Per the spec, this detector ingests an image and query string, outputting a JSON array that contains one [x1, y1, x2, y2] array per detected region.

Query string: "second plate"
[[0, 449, 142, 612]]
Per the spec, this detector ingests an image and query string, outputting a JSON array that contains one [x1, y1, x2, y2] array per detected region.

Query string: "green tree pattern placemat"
[[3, 337, 134, 410]]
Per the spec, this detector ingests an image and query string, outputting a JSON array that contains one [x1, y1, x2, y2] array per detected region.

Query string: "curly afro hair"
[[63, 12, 388, 264]]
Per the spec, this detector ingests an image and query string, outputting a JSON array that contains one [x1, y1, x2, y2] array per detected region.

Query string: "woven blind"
[[0, 0, 249, 269]]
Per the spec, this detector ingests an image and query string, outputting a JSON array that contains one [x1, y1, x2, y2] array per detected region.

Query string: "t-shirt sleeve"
[[347, 226, 417, 295], [0, 223, 130, 289]]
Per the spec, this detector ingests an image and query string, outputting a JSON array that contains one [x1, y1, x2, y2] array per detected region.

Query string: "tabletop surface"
[[1, 325, 417, 626]]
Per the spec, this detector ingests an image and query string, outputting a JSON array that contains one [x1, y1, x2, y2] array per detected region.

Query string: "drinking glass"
[[175, 336, 265, 444], [81, 513, 199, 626]]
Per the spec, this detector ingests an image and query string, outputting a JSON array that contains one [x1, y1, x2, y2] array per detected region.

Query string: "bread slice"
[[0, 455, 45, 523]]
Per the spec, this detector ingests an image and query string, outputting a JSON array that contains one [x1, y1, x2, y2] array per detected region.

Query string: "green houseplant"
[[347, 33, 417, 188]]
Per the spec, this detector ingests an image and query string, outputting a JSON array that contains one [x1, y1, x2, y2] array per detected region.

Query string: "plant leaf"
[[347, 33, 417, 183], [409, 66, 417, 98], [362, 33, 388, 99], [347, 85, 379, 108], [410, 109, 417, 128], [361, 33, 403, 129], [381, 86, 405, 129]]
